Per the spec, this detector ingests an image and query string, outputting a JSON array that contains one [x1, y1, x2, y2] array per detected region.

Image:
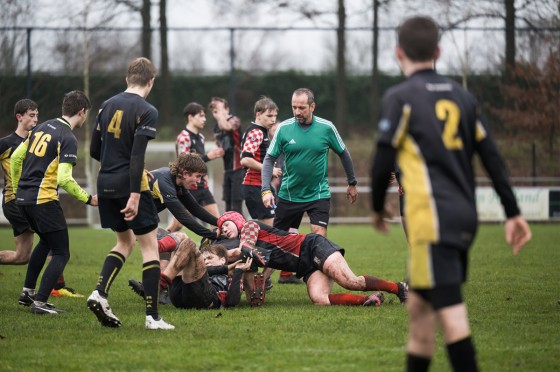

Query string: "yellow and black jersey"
[[0, 132, 26, 203], [91, 92, 157, 198], [16, 118, 78, 205], [372, 69, 519, 250]]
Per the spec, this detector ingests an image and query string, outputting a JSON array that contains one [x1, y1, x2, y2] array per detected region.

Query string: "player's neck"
[[15, 126, 29, 138], [125, 86, 149, 99], [400, 60, 435, 77], [186, 122, 199, 134], [61, 115, 78, 130]]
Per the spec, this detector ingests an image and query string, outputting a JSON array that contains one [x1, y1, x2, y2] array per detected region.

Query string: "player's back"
[[94, 92, 158, 198], [17, 119, 77, 205], [383, 69, 481, 248]]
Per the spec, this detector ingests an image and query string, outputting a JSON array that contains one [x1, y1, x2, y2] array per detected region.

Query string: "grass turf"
[[0, 224, 559, 371]]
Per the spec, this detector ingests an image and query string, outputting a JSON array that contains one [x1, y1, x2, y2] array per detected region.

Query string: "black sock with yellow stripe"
[[143, 260, 160, 318], [95, 251, 126, 297]]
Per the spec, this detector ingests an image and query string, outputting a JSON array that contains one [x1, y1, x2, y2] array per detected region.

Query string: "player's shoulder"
[[276, 118, 296, 134], [313, 115, 337, 130]]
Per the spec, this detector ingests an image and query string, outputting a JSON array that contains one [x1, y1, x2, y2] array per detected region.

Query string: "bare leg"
[[407, 291, 437, 357], [321, 252, 366, 291], [306, 270, 334, 305], [0, 230, 34, 264], [162, 238, 205, 283]]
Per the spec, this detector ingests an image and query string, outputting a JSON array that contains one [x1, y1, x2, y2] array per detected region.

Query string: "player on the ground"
[[218, 211, 405, 307]]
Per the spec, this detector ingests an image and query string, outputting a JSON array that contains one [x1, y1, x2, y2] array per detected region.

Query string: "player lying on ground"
[[129, 239, 253, 309], [217, 211, 406, 307]]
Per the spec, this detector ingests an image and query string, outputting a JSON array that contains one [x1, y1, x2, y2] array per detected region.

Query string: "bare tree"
[[117, 0, 152, 59], [159, 0, 172, 126], [0, 0, 33, 74]]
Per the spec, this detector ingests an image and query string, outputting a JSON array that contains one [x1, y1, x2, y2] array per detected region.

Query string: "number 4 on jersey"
[[108, 110, 123, 139]]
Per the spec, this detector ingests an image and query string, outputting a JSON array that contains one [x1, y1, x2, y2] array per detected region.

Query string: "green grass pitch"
[[0, 224, 559, 371]]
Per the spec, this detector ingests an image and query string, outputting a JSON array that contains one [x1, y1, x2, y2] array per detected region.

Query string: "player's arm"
[[90, 120, 102, 161], [337, 148, 358, 203], [10, 139, 29, 194], [57, 162, 95, 205], [225, 267, 246, 308], [178, 191, 218, 225], [166, 199, 217, 239], [260, 153, 278, 208], [475, 120, 531, 253], [370, 144, 397, 233]]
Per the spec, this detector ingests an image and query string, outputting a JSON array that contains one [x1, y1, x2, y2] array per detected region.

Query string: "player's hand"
[[208, 148, 225, 160], [235, 257, 253, 271], [346, 185, 358, 204], [504, 215, 532, 255], [272, 167, 283, 178], [89, 194, 98, 207], [121, 193, 140, 221], [144, 169, 154, 182], [371, 211, 390, 233], [262, 192, 275, 209], [227, 260, 242, 271]]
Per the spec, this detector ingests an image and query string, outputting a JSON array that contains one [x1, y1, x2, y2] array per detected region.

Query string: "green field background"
[[0, 224, 559, 371]]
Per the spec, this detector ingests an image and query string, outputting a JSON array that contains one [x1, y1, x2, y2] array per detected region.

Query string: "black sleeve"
[[201, 154, 210, 162], [178, 191, 218, 226], [477, 135, 520, 218], [207, 265, 228, 276], [370, 145, 396, 212], [90, 123, 101, 161], [165, 200, 217, 239], [338, 148, 357, 185], [225, 269, 244, 308], [130, 135, 149, 193], [261, 153, 277, 192]]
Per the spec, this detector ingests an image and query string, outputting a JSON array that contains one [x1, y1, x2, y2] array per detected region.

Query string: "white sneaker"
[[87, 290, 121, 328], [145, 315, 175, 330]]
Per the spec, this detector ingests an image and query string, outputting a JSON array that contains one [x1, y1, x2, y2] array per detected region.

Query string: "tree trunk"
[[370, 0, 380, 126], [505, 0, 515, 68], [159, 0, 171, 127], [335, 0, 347, 137], [141, 0, 151, 59]]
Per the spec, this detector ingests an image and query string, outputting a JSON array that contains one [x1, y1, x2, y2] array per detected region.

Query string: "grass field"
[[0, 224, 559, 371]]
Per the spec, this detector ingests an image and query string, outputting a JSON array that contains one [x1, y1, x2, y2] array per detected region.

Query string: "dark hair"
[[183, 102, 205, 119], [293, 88, 315, 104], [14, 99, 38, 119], [208, 97, 229, 111], [169, 153, 207, 176], [398, 16, 440, 62], [202, 244, 228, 260], [62, 90, 91, 117], [126, 57, 157, 86], [254, 96, 278, 116]]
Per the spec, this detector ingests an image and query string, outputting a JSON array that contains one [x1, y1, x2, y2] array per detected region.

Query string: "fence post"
[[532, 142, 537, 186]]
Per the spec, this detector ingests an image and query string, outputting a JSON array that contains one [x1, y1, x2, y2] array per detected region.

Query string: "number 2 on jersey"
[[108, 110, 123, 139], [435, 99, 463, 150]]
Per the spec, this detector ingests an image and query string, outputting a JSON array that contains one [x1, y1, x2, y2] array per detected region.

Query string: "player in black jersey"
[[0, 99, 38, 265], [370, 16, 532, 372], [87, 57, 173, 330], [209, 97, 245, 214], [173, 102, 224, 228], [11, 91, 97, 315]]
